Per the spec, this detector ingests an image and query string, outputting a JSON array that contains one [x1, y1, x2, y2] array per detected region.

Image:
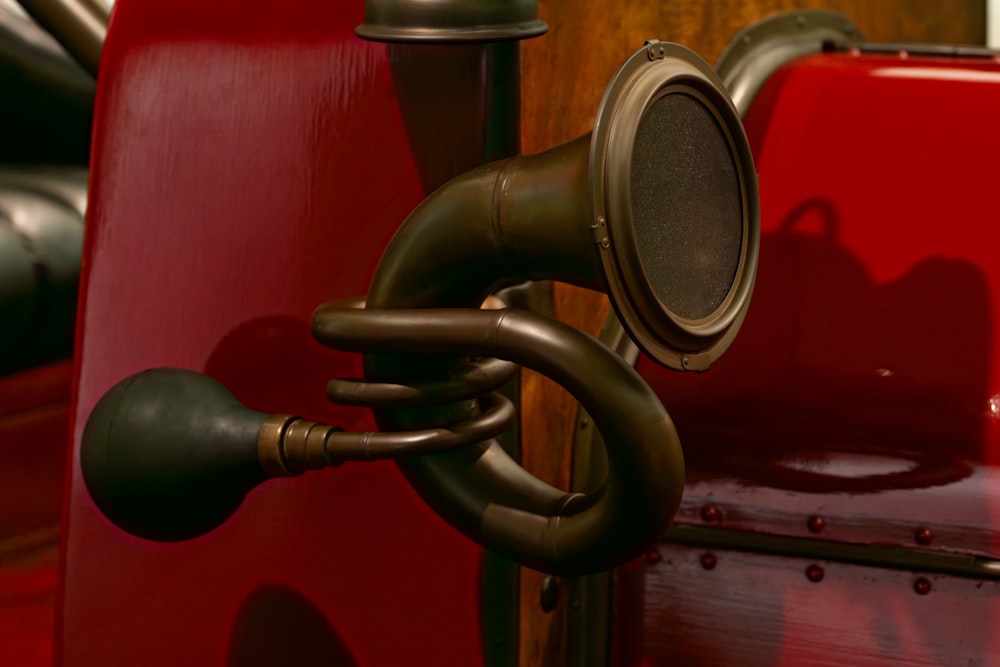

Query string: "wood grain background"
[[516, 2, 985, 664]]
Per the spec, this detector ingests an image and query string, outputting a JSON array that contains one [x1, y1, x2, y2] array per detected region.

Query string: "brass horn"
[[81, 41, 759, 576]]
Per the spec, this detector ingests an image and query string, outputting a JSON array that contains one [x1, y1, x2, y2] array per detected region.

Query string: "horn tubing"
[[326, 356, 517, 408], [262, 392, 516, 475], [365, 133, 601, 311], [314, 299, 684, 574], [356, 129, 684, 574]]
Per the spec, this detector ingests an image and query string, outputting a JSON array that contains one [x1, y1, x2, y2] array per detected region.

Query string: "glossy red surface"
[[621, 545, 1000, 667], [0, 540, 59, 667], [0, 362, 69, 667], [629, 50, 1000, 665], [0, 362, 70, 541], [59, 1, 489, 664]]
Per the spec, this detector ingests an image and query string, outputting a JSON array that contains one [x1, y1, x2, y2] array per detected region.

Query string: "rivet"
[[579, 415, 590, 429], [600, 238, 609, 249], [913, 577, 931, 595], [700, 504, 720, 523], [806, 515, 825, 533], [914, 527, 933, 546], [540, 575, 559, 612], [646, 549, 662, 564], [806, 564, 824, 583], [700, 553, 717, 570]]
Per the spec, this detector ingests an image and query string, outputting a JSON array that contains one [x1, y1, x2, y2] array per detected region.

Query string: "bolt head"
[[807, 515, 825, 533]]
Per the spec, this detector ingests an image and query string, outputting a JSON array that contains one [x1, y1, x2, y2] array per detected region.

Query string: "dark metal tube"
[[326, 393, 515, 464], [365, 133, 601, 311], [326, 356, 516, 408], [349, 120, 685, 574], [14, 0, 107, 77], [314, 301, 684, 575]]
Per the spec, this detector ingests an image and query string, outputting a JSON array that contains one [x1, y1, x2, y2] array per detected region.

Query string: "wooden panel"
[[517, 2, 985, 665]]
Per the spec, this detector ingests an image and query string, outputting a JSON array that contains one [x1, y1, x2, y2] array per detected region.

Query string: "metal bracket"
[[645, 39, 668, 61], [590, 216, 609, 248], [715, 10, 864, 117]]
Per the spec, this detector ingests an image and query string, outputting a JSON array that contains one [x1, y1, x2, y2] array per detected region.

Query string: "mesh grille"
[[629, 92, 743, 320]]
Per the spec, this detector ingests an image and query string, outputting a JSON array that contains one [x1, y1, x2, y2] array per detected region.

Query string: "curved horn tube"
[[314, 301, 684, 575], [349, 42, 758, 573]]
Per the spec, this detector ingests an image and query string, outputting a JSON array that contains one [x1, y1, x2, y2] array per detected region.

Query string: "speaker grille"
[[630, 92, 743, 321]]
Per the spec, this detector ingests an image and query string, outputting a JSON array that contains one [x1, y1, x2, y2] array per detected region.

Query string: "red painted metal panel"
[[627, 50, 1000, 665], [59, 1, 485, 664], [0, 363, 69, 667], [644, 50, 1000, 551], [622, 545, 1000, 667], [0, 362, 70, 541], [0, 541, 59, 667]]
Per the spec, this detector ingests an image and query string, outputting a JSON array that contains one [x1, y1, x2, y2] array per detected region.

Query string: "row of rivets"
[[699, 506, 936, 547]]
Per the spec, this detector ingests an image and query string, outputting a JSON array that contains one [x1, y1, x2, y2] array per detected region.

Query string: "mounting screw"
[[700, 553, 717, 570], [914, 527, 933, 546], [806, 515, 825, 533], [913, 577, 932, 595], [805, 564, 824, 583], [540, 575, 559, 612]]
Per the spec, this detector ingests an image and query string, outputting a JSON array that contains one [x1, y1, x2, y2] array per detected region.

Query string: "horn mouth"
[[592, 41, 760, 372]]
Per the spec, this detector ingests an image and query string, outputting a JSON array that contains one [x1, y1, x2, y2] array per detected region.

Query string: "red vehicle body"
[[3, 3, 1000, 666], [627, 30, 1000, 666], [63, 2, 490, 664]]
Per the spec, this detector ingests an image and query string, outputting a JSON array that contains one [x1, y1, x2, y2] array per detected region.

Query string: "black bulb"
[[81, 368, 269, 541]]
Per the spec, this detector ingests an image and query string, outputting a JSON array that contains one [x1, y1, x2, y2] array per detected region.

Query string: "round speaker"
[[590, 41, 760, 371]]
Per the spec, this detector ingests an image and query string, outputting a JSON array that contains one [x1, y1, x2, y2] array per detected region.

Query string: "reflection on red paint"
[[59, 1, 489, 665], [627, 51, 1000, 666]]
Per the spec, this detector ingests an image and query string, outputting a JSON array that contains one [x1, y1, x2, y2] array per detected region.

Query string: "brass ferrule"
[[257, 414, 298, 477], [258, 415, 345, 476]]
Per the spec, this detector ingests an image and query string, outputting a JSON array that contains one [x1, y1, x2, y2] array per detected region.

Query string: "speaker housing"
[[592, 41, 759, 371]]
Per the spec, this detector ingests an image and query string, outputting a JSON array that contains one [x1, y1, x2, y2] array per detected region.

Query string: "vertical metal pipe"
[[485, 41, 521, 161], [384, 36, 524, 667]]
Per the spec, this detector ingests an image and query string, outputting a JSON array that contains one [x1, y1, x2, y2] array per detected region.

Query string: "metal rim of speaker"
[[356, 0, 547, 43], [590, 40, 760, 372]]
